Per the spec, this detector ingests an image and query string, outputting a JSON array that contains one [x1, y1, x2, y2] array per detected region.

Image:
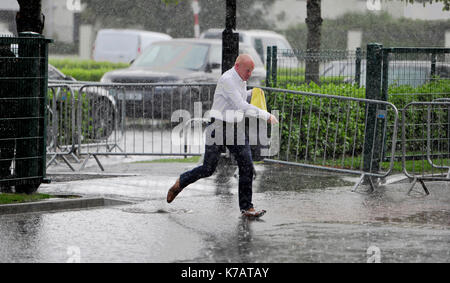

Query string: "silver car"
[[100, 38, 266, 118]]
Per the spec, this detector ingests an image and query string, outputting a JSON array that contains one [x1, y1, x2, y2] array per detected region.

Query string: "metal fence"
[[266, 46, 450, 101], [46, 82, 399, 192], [266, 47, 366, 96], [378, 47, 450, 174], [0, 34, 51, 193], [45, 83, 217, 171], [402, 101, 450, 195], [383, 48, 450, 117], [46, 83, 82, 170], [45, 80, 450, 195], [261, 86, 399, 191]]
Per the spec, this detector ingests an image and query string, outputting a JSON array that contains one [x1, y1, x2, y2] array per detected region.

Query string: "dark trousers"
[[179, 120, 254, 211]]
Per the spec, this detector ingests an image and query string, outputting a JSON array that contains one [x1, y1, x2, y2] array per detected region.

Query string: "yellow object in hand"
[[250, 88, 267, 111]]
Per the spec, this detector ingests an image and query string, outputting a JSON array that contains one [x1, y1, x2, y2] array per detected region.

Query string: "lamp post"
[[222, 0, 239, 74]]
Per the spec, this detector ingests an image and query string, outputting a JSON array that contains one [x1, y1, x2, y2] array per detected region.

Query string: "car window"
[[133, 42, 209, 71], [276, 38, 291, 50], [252, 38, 264, 62]]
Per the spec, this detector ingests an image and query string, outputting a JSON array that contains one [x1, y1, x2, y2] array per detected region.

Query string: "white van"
[[92, 29, 172, 63], [200, 29, 297, 66]]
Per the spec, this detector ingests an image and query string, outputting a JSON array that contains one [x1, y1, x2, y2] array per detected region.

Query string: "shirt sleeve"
[[246, 89, 253, 98], [223, 78, 271, 120]]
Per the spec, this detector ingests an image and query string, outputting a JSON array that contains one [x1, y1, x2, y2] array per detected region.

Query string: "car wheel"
[[90, 98, 116, 140]]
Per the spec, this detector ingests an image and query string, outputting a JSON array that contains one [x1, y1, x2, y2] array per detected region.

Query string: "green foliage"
[[283, 11, 450, 50], [0, 193, 52, 205], [59, 68, 111, 82], [47, 89, 107, 144], [275, 76, 348, 89], [266, 82, 367, 167], [49, 59, 129, 82], [388, 79, 450, 107], [50, 59, 129, 70], [266, 80, 450, 168]]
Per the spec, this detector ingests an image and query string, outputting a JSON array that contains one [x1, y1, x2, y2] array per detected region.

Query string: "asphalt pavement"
[[0, 156, 449, 263]]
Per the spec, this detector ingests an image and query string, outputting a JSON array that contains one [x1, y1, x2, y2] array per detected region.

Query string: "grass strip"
[[0, 193, 53, 205]]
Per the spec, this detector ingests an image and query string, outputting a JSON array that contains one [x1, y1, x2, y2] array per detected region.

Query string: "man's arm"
[[223, 79, 271, 120]]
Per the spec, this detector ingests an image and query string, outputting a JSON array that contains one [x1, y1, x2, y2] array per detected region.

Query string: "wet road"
[[1, 161, 449, 262]]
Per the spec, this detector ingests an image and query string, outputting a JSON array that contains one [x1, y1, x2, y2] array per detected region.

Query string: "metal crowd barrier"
[[46, 84, 79, 171], [260, 86, 399, 192], [46, 83, 217, 171], [402, 101, 450, 194], [43, 82, 449, 197], [46, 82, 402, 193]]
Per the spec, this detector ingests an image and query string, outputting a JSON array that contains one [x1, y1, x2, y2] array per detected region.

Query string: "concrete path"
[[0, 158, 449, 263]]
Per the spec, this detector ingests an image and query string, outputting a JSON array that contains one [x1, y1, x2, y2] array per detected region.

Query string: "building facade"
[[0, 0, 80, 43]]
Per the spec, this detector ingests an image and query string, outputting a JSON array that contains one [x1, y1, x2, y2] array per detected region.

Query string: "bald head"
[[234, 54, 255, 82], [235, 54, 254, 66]]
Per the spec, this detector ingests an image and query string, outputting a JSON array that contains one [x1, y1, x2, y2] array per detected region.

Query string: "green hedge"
[[266, 82, 366, 166], [49, 59, 129, 82], [59, 68, 112, 82], [266, 80, 450, 169], [49, 59, 129, 70]]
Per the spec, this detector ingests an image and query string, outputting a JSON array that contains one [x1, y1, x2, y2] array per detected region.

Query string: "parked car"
[[321, 59, 450, 87], [200, 28, 298, 67], [48, 64, 117, 141], [92, 29, 172, 63], [100, 38, 266, 118]]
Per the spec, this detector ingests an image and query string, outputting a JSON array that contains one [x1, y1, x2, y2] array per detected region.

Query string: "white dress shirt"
[[209, 67, 271, 123]]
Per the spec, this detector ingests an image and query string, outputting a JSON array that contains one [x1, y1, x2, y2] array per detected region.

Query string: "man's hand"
[[268, 114, 279, 124]]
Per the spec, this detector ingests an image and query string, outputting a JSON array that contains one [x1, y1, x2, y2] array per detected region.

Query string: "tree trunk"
[[305, 0, 322, 84], [16, 0, 44, 34]]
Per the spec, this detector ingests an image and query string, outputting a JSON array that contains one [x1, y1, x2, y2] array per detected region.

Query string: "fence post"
[[271, 46, 277, 87], [355, 47, 362, 88], [266, 46, 272, 87], [363, 43, 384, 175]]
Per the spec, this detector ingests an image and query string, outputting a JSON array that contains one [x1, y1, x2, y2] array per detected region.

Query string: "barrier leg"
[[93, 154, 105, 172], [46, 154, 58, 168], [61, 155, 76, 172], [352, 174, 375, 193], [79, 154, 105, 171], [419, 179, 430, 195], [407, 177, 430, 196]]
